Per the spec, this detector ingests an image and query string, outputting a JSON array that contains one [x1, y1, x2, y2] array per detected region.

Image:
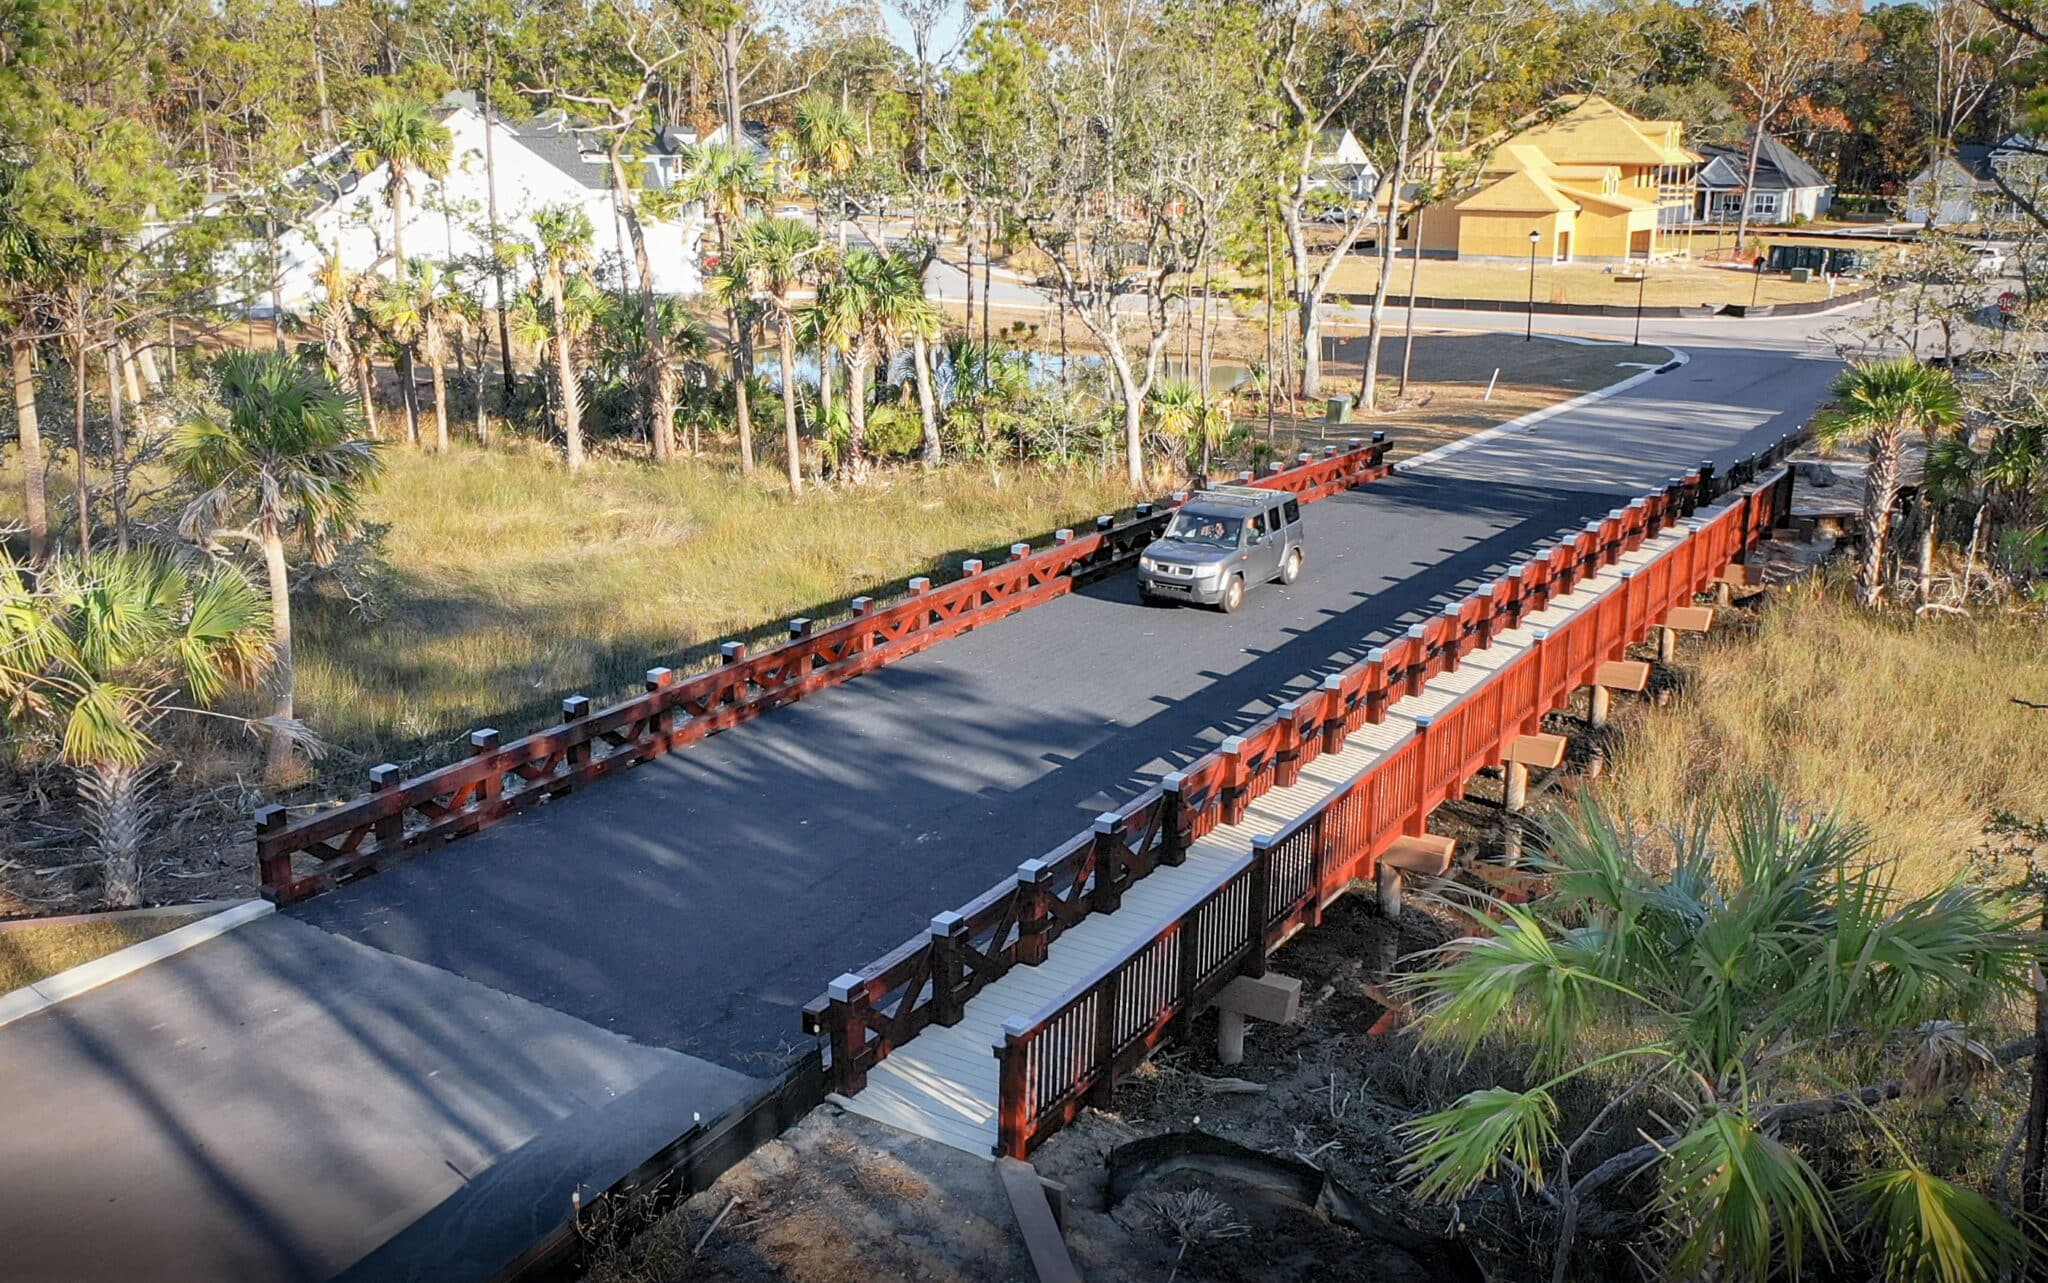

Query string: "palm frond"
[[1658, 1110, 1838, 1282], [1400, 1085, 1560, 1201], [1849, 1162, 2035, 1283]]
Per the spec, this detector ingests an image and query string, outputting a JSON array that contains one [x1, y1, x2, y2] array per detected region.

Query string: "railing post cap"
[[254, 804, 288, 831], [1413, 713, 1434, 729], [369, 763, 402, 787], [909, 575, 932, 591], [563, 694, 592, 716], [1441, 601, 1463, 617], [1221, 735, 1247, 754], [1096, 514, 1116, 529], [645, 667, 673, 688], [1366, 646, 1388, 663], [930, 910, 966, 937], [1001, 1014, 1031, 1040], [1323, 444, 1337, 457], [1348, 436, 1364, 449], [720, 640, 745, 659], [1297, 451, 1312, 463], [1237, 469, 1254, 481], [1372, 430, 1387, 442], [1055, 528, 1074, 542], [1277, 698, 1302, 715], [827, 973, 864, 1003], [1267, 461, 1285, 474], [1136, 502, 1155, 516], [1406, 623, 1427, 639], [1528, 624, 1552, 640], [1321, 673, 1345, 691], [470, 727, 500, 747], [1161, 770, 1187, 791], [1093, 812, 1122, 833], [1608, 509, 1627, 520], [1017, 858, 1053, 882], [1011, 542, 1031, 558], [1251, 833, 1278, 851], [962, 558, 984, 575], [851, 595, 874, 612]]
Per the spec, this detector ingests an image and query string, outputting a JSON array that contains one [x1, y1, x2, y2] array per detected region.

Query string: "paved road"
[[0, 301, 1849, 1282]]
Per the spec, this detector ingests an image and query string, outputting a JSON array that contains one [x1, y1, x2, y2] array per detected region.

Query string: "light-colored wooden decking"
[[836, 525, 1688, 1157]]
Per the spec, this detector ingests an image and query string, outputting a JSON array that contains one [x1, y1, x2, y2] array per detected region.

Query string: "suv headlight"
[[1141, 557, 1161, 574]]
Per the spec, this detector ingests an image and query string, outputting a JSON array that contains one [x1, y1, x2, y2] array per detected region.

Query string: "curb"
[[0, 899, 274, 1030], [1393, 346, 1692, 474]]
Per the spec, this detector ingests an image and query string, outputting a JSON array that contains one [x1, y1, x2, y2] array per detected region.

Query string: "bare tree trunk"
[[70, 322, 91, 556], [427, 338, 450, 453], [1917, 502, 1936, 604], [105, 349, 130, 552], [12, 338, 48, 560], [1399, 208, 1426, 397], [1736, 127, 1768, 251], [1104, 345, 1145, 488], [482, 75, 515, 410], [608, 146, 672, 464], [846, 354, 869, 471], [118, 339, 143, 406], [355, 352, 381, 440], [779, 319, 803, 495], [912, 330, 940, 466], [261, 524, 298, 785]]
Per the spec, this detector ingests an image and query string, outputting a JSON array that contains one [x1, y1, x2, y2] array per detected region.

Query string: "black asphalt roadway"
[[0, 324, 1843, 1282]]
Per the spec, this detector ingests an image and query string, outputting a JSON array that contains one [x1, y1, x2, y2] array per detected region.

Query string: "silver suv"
[[1137, 487, 1305, 612]]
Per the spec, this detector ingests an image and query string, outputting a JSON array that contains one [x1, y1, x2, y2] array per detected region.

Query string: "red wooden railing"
[[987, 448, 1797, 1157], [253, 439, 1394, 905], [806, 437, 1798, 1101]]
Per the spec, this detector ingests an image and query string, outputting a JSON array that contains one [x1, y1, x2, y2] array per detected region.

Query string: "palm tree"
[[344, 99, 453, 443], [0, 549, 273, 905], [372, 261, 469, 453], [1819, 359, 1965, 607], [1398, 789, 2033, 1283], [869, 252, 943, 466], [532, 205, 595, 470], [172, 351, 383, 785], [1149, 378, 1233, 478], [647, 297, 712, 460], [809, 248, 884, 473], [677, 142, 765, 472], [793, 93, 861, 249], [731, 215, 824, 496]]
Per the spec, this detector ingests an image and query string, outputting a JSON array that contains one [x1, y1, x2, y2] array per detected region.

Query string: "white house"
[[251, 95, 704, 316], [1309, 129, 1381, 200], [1692, 134, 1833, 224], [1903, 138, 2040, 227]]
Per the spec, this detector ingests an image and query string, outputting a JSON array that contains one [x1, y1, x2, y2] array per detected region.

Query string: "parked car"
[[1969, 244, 2008, 276], [775, 204, 806, 220], [1138, 487, 1305, 612]]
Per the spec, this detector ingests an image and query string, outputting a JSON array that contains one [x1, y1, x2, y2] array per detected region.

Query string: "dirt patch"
[[0, 905, 219, 991]]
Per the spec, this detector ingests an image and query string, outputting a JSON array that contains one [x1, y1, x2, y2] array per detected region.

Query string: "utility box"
[[1789, 267, 1812, 283], [1325, 396, 1353, 424]]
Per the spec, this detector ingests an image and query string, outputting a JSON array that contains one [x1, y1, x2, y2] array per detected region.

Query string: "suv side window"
[[1247, 510, 1268, 542], [1284, 499, 1301, 526]]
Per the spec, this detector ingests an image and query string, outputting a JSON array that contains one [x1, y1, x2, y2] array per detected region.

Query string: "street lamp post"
[[1633, 265, 1649, 348], [1525, 229, 1541, 341]]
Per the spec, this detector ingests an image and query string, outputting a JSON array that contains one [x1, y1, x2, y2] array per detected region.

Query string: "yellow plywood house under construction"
[[1414, 95, 1700, 263]]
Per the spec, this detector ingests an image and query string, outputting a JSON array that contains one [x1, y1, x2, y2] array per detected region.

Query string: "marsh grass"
[[292, 441, 1138, 770], [1606, 571, 2048, 894]]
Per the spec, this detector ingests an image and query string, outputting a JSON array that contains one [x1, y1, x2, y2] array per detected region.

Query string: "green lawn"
[[0, 910, 213, 992]]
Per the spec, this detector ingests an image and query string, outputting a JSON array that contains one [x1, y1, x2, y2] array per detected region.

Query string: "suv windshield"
[[1164, 511, 1243, 548]]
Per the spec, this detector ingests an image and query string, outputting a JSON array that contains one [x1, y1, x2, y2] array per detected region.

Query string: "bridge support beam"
[[1502, 733, 1567, 866], [1210, 973, 1301, 1067]]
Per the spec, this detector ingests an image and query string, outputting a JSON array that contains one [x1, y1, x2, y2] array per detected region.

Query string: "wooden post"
[[1320, 675, 1350, 753], [1656, 625, 1676, 663], [997, 1017, 1030, 1158], [1589, 683, 1612, 728], [470, 729, 502, 810], [562, 696, 593, 772], [1158, 773, 1190, 867], [1090, 813, 1126, 914], [645, 668, 674, 737], [1274, 700, 1303, 787], [1015, 859, 1057, 965], [254, 805, 292, 902], [369, 764, 403, 858], [849, 597, 874, 655], [1244, 836, 1272, 979], [1363, 649, 1391, 724], [826, 972, 872, 1094], [1220, 736, 1249, 826], [929, 911, 967, 1028], [1404, 625, 1429, 697], [1088, 966, 1122, 1107]]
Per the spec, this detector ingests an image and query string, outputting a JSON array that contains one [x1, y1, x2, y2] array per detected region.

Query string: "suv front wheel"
[[1219, 575, 1245, 613]]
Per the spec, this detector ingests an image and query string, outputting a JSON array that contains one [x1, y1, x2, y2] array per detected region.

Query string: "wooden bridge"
[[807, 444, 1797, 1158]]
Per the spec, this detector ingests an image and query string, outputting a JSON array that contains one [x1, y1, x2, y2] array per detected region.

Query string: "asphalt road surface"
[[0, 301, 1846, 1283]]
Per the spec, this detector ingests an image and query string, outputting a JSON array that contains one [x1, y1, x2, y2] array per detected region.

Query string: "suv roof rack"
[[1186, 485, 1283, 509]]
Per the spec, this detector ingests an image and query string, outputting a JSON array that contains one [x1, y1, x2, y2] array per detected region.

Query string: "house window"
[[1750, 192, 1780, 217]]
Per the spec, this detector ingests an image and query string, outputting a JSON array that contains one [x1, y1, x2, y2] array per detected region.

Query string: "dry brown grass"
[[0, 910, 211, 991], [1606, 573, 2048, 894]]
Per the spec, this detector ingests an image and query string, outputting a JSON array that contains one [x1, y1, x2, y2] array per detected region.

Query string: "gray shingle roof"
[[1698, 133, 1829, 192]]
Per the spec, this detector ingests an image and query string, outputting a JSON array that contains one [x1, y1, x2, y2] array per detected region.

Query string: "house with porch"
[[1310, 128, 1381, 200], [1411, 95, 1700, 263], [1903, 138, 2040, 226], [1693, 134, 1833, 224]]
